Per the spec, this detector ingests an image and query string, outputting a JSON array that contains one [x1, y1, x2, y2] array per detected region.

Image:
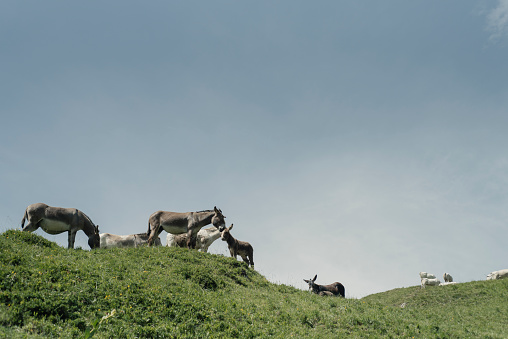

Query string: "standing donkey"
[[21, 203, 100, 249], [220, 224, 254, 268], [147, 207, 226, 248], [304, 274, 345, 297]]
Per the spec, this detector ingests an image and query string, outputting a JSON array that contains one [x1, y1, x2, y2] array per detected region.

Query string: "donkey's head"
[[220, 224, 234, 242], [212, 206, 226, 232], [88, 225, 101, 249], [303, 274, 320, 294]]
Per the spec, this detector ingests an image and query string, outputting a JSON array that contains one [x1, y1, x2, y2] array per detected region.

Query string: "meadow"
[[1, 229, 507, 338]]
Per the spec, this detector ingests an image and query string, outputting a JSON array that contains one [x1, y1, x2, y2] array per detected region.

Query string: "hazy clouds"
[[2, 1, 508, 297]]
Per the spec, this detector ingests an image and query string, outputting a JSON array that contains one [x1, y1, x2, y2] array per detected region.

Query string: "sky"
[[1, 1, 508, 298]]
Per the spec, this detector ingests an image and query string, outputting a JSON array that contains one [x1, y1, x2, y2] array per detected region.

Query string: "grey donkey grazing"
[[220, 224, 254, 268], [21, 203, 100, 249]]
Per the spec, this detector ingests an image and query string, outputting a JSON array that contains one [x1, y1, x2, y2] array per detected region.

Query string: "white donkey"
[[166, 226, 221, 252], [100, 233, 161, 249]]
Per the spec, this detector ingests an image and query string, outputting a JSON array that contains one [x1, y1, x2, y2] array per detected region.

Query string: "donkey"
[[304, 275, 345, 298], [100, 233, 161, 249], [220, 224, 254, 268], [166, 226, 221, 252], [21, 203, 100, 249], [147, 207, 226, 248]]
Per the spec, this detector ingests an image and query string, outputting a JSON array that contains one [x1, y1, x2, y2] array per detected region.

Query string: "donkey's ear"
[[304, 279, 310, 283], [229, 224, 234, 230], [312, 275, 317, 282]]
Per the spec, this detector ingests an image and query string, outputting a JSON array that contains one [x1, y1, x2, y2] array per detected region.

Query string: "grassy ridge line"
[[0, 230, 507, 338], [363, 277, 508, 337]]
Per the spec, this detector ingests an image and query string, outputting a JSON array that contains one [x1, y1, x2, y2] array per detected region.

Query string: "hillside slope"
[[1, 230, 507, 338], [363, 278, 508, 338]]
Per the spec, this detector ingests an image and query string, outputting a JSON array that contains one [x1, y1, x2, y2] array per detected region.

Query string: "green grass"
[[1, 229, 507, 338]]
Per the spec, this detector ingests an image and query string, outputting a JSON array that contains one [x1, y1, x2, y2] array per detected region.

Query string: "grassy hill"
[[1, 230, 507, 338]]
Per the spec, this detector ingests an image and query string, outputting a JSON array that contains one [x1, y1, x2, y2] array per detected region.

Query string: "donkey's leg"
[[240, 254, 250, 265], [22, 215, 41, 232], [21, 221, 39, 232], [147, 221, 161, 246], [68, 230, 77, 249], [186, 230, 197, 249], [248, 253, 254, 268]]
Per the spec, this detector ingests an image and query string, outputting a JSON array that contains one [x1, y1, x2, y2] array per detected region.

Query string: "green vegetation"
[[1, 229, 507, 338]]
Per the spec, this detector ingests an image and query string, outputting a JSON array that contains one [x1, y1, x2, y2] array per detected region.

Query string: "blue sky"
[[2, 1, 508, 297]]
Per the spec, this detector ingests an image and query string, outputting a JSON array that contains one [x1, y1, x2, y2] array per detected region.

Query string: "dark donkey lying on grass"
[[220, 224, 254, 268], [21, 203, 100, 249], [304, 274, 345, 297]]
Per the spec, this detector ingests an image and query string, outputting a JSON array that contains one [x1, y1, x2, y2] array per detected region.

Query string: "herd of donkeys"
[[19, 203, 254, 268], [21, 203, 505, 298], [19, 203, 347, 297]]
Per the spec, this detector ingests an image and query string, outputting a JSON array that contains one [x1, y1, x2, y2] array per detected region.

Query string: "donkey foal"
[[220, 224, 254, 268]]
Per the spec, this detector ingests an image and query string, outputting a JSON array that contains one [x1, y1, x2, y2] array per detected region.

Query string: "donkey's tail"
[[146, 220, 152, 236], [147, 223, 161, 246], [20, 208, 28, 229]]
